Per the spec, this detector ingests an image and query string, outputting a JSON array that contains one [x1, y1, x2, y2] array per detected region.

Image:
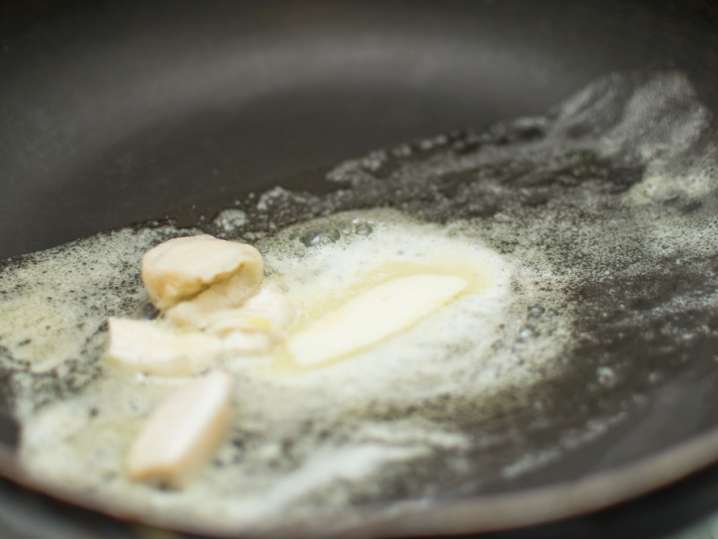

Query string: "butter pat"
[[127, 371, 234, 486], [141, 235, 263, 311], [106, 318, 223, 376], [288, 274, 467, 367]]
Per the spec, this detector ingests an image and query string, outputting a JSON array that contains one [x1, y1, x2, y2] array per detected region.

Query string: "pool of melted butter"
[[2, 208, 569, 533]]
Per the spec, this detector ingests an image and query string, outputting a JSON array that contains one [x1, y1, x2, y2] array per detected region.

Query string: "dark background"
[[1, 0, 718, 260]]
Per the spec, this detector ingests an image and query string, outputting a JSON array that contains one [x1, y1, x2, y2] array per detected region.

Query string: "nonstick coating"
[[2, 1, 718, 537]]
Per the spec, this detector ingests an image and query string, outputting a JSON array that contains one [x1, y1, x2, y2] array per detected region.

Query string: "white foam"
[[10, 209, 571, 530]]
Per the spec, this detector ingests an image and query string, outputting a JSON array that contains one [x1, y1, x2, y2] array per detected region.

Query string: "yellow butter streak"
[[273, 260, 489, 372]]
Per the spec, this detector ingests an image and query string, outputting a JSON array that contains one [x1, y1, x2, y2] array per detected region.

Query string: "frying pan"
[[2, 1, 718, 537]]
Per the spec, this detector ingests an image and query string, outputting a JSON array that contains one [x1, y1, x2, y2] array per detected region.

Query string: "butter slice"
[[107, 318, 222, 376], [127, 371, 233, 486], [288, 274, 467, 367]]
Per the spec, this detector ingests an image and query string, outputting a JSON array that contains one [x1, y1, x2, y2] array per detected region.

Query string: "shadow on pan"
[[2, 1, 718, 538]]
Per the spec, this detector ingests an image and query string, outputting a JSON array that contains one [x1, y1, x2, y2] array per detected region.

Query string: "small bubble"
[[351, 219, 374, 236], [258, 442, 282, 461], [596, 366, 618, 388], [392, 144, 412, 158], [300, 228, 341, 247], [213, 208, 248, 232], [527, 305, 545, 319], [360, 150, 387, 171], [517, 326, 539, 342]]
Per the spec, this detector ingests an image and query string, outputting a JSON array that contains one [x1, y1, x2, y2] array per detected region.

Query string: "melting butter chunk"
[[127, 371, 233, 486], [167, 270, 268, 329], [107, 318, 223, 376], [203, 283, 295, 337], [142, 235, 263, 311], [288, 274, 468, 367], [107, 317, 280, 374]]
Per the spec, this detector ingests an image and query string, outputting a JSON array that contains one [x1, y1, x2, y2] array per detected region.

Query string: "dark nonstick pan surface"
[[2, 1, 718, 537]]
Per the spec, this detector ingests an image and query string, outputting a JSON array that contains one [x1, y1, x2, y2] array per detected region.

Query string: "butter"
[[127, 371, 233, 486], [288, 273, 468, 367]]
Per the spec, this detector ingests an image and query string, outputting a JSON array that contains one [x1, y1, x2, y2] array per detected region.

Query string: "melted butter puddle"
[[271, 260, 490, 373]]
